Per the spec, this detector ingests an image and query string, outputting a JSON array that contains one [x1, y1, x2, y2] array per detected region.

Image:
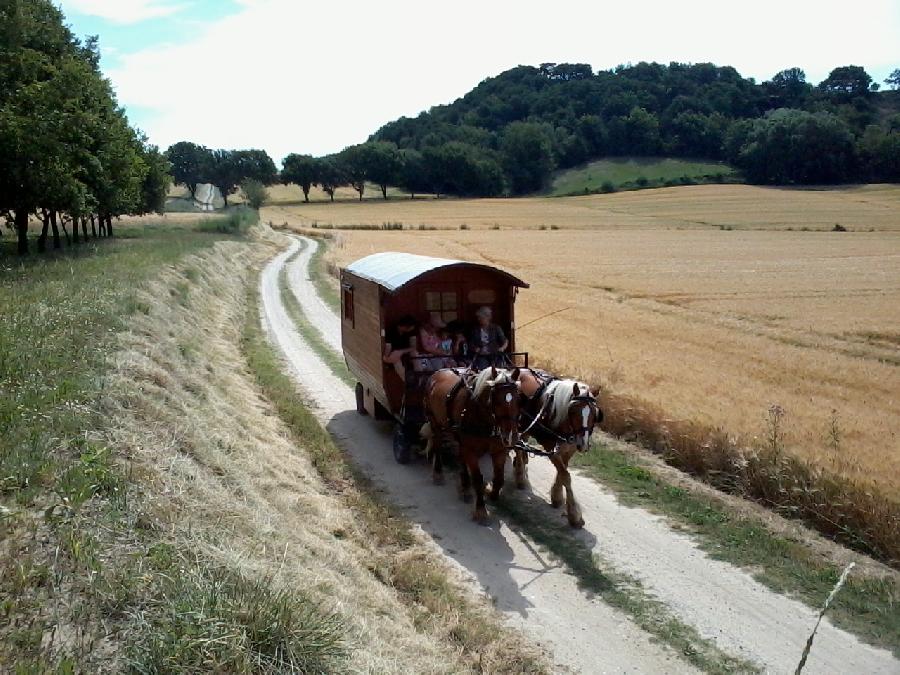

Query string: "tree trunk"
[[90, 214, 97, 238], [188, 183, 196, 199], [80, 217, 88, 240], [37, 211, 49, 252], [105, 215, 113, 237], [72, 215, 80, 244], [97, 214, 105, 237], [222, 191, 229, 207], [303, 185, 310, 203], [60, 216, 71, 244], [50, 211, 61, 249], [381, 184, 388, 199], [15, 208, 29, 255]]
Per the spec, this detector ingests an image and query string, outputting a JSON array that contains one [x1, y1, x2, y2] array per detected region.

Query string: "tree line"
[[172, 63, 898, 200], [0, 0, 170, 255]]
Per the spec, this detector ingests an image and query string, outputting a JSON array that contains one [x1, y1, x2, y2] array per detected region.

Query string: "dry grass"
[[267, 184, 900, 559]]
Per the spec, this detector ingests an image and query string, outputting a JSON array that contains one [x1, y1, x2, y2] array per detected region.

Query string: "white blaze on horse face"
[[505, 392, 513, 403]]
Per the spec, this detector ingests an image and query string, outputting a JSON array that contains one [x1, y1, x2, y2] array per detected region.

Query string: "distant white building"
[[193, 183, 225, 211]]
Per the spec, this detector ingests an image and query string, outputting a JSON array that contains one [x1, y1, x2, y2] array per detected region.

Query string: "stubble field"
[[262, 184, 900, 501]]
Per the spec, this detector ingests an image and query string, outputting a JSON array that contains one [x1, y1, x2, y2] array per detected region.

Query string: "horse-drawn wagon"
[[340, 251, 529, 462]]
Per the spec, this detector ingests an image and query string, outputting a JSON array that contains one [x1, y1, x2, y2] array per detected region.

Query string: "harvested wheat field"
[[265, 184, 900, 501], [266, 183, 900, 232]]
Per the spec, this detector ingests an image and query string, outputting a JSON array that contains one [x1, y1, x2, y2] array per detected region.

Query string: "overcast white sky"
[[59, 0, 900, 163]]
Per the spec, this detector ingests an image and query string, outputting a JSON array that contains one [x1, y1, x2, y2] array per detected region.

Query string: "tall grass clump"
[[128, 555, 346, 673], [196, 206, 259, 234], [596, 389, 900, 566]]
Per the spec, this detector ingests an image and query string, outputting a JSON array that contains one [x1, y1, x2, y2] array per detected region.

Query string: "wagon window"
[[424, 290, 458, 322], [342, 287, 354, 326], [468, 289, 496, 304]]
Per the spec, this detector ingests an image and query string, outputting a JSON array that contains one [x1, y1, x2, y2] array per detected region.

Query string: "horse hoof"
[[550, 499, 563, 509], [432, 473, 445, 486], [569, 517, 585, 529]]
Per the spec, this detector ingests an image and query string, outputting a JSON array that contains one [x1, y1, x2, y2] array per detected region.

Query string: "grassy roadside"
[[1, 215, 348, 671], [244, 253, 548, 673], [573, 441, 900, 657]]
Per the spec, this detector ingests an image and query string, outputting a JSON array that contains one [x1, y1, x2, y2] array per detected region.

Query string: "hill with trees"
[[0, 0, 170, 255], [221, 62, 897, 201]]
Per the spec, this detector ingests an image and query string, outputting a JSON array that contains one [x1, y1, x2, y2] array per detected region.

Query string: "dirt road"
[[261, 233, 898, 674]]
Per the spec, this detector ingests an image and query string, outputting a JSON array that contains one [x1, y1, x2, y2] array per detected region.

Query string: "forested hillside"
[[368, 62, 900, 193]]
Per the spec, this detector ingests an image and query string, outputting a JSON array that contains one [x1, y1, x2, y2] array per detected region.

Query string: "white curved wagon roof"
[[345, 251, 528, 293]]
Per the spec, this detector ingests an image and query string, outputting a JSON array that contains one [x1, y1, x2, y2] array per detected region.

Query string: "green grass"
[[548, 156, 739, 196], [0, 211, 350, 672], [573, 441, 900, 658], [307, 237, 341, 312]]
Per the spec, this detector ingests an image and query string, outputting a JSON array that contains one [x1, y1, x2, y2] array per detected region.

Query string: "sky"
[[58, 0, 900, 164]]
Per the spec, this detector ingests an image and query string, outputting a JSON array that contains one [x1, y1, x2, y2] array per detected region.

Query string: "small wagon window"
[[425, 290, 458, 322], [342, 286, 354, 326]]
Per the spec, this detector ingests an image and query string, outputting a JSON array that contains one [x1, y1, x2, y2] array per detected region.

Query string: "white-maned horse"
[[516, 370, 602, 528]]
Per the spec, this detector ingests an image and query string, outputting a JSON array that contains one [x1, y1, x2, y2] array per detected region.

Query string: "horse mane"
[[472, 368, 515, 399], [545, 379, 592, 428]]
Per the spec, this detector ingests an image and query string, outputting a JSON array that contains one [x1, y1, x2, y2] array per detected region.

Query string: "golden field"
[[262, 184, 900, 500]]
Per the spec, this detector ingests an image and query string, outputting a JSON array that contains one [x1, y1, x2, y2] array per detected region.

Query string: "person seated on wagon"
[[468, 306, 508, 369], [445, 319, 470, 362], [383, 315, 418, 380], [417, 313, 457, 370]]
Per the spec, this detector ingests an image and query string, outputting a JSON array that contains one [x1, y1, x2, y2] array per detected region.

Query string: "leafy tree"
[[398, 149, 430, 198], [316, 157, 345, 201], [241, 178, 268, 209], [337, 145, 369, 201], [884, 69, 900, 91], [422, 142, 504, 197], [500, 122, 556, 194], [165, 141, 212, 198], [764, 68, 811, 109], [818, 66, 877, 100], [858, 125, 900, 182], [667, 112, 729, 158], [210, 149, 277, 206], [608, 107, 661, 155], [281, 153, 318, 202], [363, 142, 404, 199], [139, 145, 171, 215], [734, 109, 857, 184]]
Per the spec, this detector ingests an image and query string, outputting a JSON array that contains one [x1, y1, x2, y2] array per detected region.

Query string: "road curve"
[[266, 234, 898, 674]]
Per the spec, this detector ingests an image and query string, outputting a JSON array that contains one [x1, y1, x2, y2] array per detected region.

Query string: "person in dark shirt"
[[383, 315, 417, 379], [468, 306, 508, 368]]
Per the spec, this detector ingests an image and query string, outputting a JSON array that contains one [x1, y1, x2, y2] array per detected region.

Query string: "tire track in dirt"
[[268, 234, 899, 674]]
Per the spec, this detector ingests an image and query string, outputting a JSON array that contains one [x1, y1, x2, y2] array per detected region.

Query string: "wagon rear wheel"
[[393, 425, 413, 464]]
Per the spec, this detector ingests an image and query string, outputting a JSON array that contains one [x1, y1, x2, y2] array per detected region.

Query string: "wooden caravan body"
[[340, 251, 528, 421]]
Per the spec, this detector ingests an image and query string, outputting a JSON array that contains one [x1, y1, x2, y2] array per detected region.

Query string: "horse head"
[[474, 367, 521, 448]]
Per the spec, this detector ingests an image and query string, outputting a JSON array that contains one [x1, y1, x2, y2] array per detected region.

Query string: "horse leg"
[[464, 446, 489, 523], [555, 446, 584, 528], [549, 452, 565, 509], [457, 448, 472, 503], [513, 448, 528, 489], [488, 445, 506, 501], [429, 425, 445, 485]]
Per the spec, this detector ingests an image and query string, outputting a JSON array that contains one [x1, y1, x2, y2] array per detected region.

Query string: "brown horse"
[[516, 369, 602, 528], [422, 367, 520, 523], [420, 367, 472, 485]]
